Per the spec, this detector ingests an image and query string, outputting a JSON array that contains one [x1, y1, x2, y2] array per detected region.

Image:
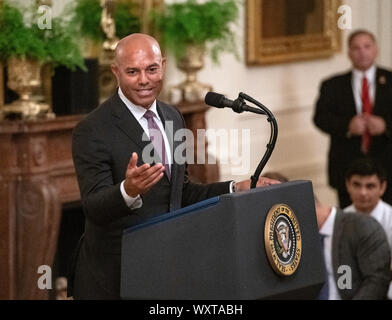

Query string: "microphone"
[[205, 91, 278, 189], [205, 92, 265, 115]]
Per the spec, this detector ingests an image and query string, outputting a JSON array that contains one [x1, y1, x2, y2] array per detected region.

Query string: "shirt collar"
[[118, 87, 158, 121], [348, 199, 382, 215], [369, 199, 383, 216], [319, 206, 337, 237], [352, 65, 377, 83]]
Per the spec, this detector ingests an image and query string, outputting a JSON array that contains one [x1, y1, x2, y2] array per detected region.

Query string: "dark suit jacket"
[[332, 209, 391, 299], [313, 67, 392, 191], [70, 93, 231, 299]]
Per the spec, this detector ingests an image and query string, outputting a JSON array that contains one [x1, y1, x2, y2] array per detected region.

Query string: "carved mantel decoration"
[[0, 115, 84, 299]]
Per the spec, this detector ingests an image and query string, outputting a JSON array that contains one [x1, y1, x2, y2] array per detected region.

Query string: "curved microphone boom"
[[205, 91, 278, 189]]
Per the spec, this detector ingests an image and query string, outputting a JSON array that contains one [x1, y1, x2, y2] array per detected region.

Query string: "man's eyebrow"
[[366, 183, 377, 187], [147, 63, 160, 68], [125, 63, 159, 70]]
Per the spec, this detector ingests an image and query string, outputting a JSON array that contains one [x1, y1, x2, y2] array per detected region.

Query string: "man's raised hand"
[[124, 152, 165, 197]]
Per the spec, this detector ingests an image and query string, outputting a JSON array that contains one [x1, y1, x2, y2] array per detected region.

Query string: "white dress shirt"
[[118, 87, 172, 208], [344, 200, 392, 299], [351, 65, 376, 115], [117, 88, 234, 209], [319, 207, 341, 300]]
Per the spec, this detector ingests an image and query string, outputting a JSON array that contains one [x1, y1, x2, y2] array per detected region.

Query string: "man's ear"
[[111, 63, 119, 79], [161, 57, 166, 73]]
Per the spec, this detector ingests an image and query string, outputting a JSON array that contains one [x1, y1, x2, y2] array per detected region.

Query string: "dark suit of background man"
[[315, 200, 391, 300], [70, 33, 279, 299], [313, 30, 392, 208]]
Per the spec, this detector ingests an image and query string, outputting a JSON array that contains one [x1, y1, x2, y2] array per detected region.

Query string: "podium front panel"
[[121, 180, 325, 299]]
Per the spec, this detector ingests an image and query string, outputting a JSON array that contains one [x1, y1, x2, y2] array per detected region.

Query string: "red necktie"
[[361, 76, 372, 154]]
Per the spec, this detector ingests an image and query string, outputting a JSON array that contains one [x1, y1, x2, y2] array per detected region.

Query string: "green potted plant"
[[70, 0, 140, 57], [151, 0, 239, 63], [0, 1, 85, 70], [151, 0, 239, 103], [0, 1, 85, 119]]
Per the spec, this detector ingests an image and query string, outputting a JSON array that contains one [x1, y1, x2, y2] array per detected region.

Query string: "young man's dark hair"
[[345, 157, 387, 182]]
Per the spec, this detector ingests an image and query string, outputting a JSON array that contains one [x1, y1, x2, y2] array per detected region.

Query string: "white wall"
[[164, 0, 392, 206]]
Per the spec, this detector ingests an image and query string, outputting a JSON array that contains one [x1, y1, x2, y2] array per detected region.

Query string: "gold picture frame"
[[246, 0, 342, 65]]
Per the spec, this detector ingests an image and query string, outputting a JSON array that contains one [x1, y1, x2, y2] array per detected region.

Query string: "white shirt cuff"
[[229, 181, 236, 193], [120, 180, 143, 209]]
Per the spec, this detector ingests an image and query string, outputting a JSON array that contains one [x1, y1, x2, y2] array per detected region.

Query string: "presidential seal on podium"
[[264, 204, 302, 276]]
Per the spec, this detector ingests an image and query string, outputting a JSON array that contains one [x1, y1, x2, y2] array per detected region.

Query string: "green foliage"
[[71, 0, 140, 42], [114, 1, 141, 39], [151, 0, 239, 63], [0, 1, 85, 70], [72, 0, 103, 42], [44, 17, 86, 70]]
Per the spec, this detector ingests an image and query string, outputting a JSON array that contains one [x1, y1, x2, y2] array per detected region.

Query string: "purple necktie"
[[143, 110, 170, 179]]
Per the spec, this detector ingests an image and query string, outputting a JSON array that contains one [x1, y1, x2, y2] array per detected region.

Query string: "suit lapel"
[[374, 68, 387, 113], [111, 93, 151, 152], [332, 210, 344, 294], [157, 101, 185, 207], [157, 101, 183, 185], [346, 72, 358, 117], [157, 101, 175, 161]]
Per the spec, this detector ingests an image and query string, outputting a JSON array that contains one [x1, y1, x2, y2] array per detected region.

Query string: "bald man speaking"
[[71, 34, 278, 299]]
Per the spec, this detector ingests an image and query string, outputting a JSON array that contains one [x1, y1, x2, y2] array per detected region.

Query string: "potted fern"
[[70, 0, 140, 57], [151, 0, 239, 102], [0, 1, 85, 119]]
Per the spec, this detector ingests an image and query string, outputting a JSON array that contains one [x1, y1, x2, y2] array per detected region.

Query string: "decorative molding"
[[0, 115, 82, 299], [16, 179, 61, 299], [31, 137, 48, 167]]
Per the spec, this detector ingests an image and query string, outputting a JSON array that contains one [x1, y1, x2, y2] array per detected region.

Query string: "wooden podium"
[[0, 115, 84, 299]]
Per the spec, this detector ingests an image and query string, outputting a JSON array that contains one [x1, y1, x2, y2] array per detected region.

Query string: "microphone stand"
[[234, 92, 278, 189]]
